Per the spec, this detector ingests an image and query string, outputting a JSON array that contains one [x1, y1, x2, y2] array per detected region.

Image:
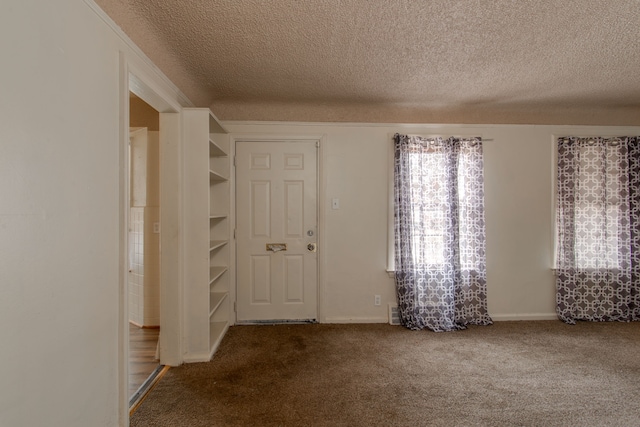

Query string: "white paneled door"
[[236, 140, 318, 322]]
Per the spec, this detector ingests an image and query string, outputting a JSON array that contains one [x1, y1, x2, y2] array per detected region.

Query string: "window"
[[387, 135, 483, 272], [555, 136, 640, 323], [556, 137, 629, 270], [407, 146, 447, 266], [391, 134, 492, 331]]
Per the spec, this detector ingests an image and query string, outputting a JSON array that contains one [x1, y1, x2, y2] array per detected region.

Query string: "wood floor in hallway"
[[129, 323, 160, 399]]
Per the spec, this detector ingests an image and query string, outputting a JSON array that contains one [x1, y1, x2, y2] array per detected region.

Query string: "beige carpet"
[[131, 321, 640, 426]]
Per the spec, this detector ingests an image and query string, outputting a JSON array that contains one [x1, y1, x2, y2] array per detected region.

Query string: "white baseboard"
[[491, 313, 558, 321], [182, 353, 211, 364], [325, 317, 389, 324], [326, 314, 558, 323]]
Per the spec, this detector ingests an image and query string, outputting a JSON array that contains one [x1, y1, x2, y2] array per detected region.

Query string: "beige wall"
[[224, 122, 640, 322], [2, 0, 640, 425], [0, 1, 185, 425], [130, 95, 160, 131], [1, 1, 119, 425]]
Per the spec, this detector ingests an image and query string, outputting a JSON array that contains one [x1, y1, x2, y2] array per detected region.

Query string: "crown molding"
[[83, 0, 194, 108]]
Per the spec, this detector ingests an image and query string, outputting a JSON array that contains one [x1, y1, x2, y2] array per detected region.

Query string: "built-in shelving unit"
[[183, 108, 231, 363], [209, 266, 227, 284], [210, 170, 227, 182], [209, 240, 228, 251]]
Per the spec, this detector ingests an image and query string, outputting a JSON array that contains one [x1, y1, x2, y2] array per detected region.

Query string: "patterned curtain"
[[556, 136, 640, 324], [393, 134, 492, 332]]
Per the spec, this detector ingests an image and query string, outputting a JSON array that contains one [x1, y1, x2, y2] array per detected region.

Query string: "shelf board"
[[209, 139, 227, 157], [209, 292, 228, 317], [209, 240, 228, 251], [209, 266, 228, 285], [209, 170, 228, 182], [209, 321, 229, 357], [208, 111, 228, 134]]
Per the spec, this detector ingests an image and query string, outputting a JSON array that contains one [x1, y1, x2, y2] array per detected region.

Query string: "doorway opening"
[[128, 93, 163, 408], [119, 63, 184, 424]]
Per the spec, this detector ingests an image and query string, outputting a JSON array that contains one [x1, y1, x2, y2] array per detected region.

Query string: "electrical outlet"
[[374, 295, 381, 306]]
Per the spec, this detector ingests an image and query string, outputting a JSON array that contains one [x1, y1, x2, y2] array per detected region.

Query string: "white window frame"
[[552, 134, 632, 272], [387, 133, 486, 277]]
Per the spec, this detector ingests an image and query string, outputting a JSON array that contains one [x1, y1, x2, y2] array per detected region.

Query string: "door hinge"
[[233, 302, 237, 312], [233, 155, 236, 167], [316, 140, 320, 148], [233, 229, 236, 239]]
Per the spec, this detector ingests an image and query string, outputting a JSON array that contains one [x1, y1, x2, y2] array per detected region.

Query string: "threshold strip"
[[129, 365, 170, 416]]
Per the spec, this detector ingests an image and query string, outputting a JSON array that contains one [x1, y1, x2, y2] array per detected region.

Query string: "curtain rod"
[[402, 134, 494, 142]]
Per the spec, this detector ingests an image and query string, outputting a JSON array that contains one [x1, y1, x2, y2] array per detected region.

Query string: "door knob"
[[307, 243, 317, 252]]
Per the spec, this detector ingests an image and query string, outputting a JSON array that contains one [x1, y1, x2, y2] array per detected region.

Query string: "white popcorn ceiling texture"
[[97, 0, 640, 124]]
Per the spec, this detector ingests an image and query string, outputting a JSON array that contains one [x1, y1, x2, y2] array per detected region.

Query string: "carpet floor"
[[131, 321, 640, 426]]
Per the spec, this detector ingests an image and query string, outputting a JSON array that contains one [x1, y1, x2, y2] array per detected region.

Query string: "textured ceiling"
[[96, 0, 640, 124]]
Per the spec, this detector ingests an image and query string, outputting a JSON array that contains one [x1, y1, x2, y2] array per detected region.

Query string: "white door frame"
[[118, 52, 188, 423], [230, 135, 327, 324]]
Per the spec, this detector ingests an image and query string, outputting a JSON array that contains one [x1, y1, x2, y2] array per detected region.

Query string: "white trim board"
[[325, 317, 389, 324], [223, 121, 640, 132], [83, 0, 197, 420], [83, 0, 193, 109], [491, 313, 558, 321], [324, 314, 558, 324]]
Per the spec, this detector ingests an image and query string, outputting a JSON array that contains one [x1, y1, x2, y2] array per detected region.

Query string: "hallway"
[[128, 324, 160, 400]]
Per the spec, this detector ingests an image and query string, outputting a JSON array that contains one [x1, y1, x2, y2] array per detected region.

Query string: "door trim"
[[118, 53, 186, 424], [230, 134, 327, 324]]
